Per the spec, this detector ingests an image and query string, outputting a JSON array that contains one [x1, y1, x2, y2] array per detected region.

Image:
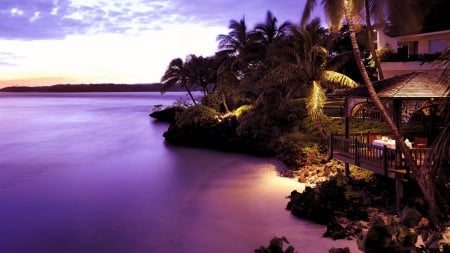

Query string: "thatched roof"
[[330, 72, 450, 99]]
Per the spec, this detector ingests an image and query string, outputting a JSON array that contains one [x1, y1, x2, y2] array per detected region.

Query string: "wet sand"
[[165, 156, 360, 253]]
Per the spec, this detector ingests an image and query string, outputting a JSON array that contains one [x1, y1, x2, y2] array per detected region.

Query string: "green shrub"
[[200, 93, 222, 112], [236, 106, 282, 140], [174, 104, 219, 128], [233, 104, 252, 119]]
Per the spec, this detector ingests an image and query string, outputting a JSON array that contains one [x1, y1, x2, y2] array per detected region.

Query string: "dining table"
[[372, 139, 396, 149], [372, 139, 396, 159]]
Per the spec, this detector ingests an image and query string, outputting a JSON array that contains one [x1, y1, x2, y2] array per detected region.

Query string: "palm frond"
[[307, 80, 326, 119], [435, 47, 450, 83], [300, 0, 317, 28], [160, 78, 178, 94], [323, 0, 345, 32], [264, 63, 300, 85], [321, 70, 358, 88], [326, 51, 354, 71]]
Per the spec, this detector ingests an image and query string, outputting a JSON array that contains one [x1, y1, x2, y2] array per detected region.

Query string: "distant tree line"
[[0, 83, 185, 92]]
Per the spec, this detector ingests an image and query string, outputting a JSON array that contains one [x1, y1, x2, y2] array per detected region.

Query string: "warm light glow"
[[233, 105, 253, 118], [0, 24, 225, 87]]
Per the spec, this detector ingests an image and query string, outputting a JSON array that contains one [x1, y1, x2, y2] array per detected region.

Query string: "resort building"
[[376, 29, 450, 78]]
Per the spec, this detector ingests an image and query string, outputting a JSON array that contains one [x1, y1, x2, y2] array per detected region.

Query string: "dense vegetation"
[[150, 1, 450, 251]]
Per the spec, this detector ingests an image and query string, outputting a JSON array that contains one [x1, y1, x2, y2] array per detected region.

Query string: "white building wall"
[[376, 30, 450, 77]]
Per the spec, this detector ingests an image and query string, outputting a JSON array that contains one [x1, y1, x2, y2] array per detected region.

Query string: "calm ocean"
[[0, 92, 357, 253]]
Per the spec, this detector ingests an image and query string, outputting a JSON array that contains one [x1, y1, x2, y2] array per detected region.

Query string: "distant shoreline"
[[0, 83, 185, 93]]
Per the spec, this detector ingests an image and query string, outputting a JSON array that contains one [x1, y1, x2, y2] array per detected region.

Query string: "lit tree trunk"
[[364, 0, 384, 80], [220, 92, 230, 113], [316, 116, 328, 140], [309, 80, 328, 140], [183, 84, 197, 105], [344, 0, 440, 226]]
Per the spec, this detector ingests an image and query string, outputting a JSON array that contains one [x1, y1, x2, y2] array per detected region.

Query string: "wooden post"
[[344, 97, 350, 176], [354, 139, 359, 167], [395, 174, 404, 213], [393, 99, 402, 129], [383, 145, 388, 176], [329, 133, 334, 159]]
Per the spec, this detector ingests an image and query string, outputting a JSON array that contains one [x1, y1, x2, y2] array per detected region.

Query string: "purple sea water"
[[0, 92, 357, 253]]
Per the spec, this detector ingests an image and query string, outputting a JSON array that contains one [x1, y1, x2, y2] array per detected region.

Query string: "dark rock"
[[364, 224, 392, 253], [401, 206, 422, 228], [254, 236, 297, 253], [149, 106, 185, 123], [323, 218, 348, 240], [328, 247, 351, 253]]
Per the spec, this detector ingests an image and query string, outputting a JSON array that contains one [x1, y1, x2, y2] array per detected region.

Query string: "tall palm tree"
[[217, 17, 264, 79], [301, 0, 384, 79], [301, 0, 442, 226], [217, 17, 251, 57], [364, 0, 384, 80], [436, 47, 450, 83], [266, 19, 358, 139], [426, 103, 450, 223], [184, 55, 216, 96], [343, 0, 441, 227], [254, 11, 292, 46], [210, 51, 241, 113], [160, 58, 197, 104]]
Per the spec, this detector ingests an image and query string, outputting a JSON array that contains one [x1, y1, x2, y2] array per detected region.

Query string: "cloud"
[[0, 0, 306, 40], [0, 0, 171, 39], [0, 51, 24, 66]]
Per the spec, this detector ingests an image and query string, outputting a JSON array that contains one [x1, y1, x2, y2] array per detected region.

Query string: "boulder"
[[149, 106, 185, 123]]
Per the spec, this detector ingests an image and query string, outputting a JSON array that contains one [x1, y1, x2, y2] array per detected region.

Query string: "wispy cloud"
[[0, 0, 166, 39], [0, 0, 304, 40], [0, 51, 24, 66]]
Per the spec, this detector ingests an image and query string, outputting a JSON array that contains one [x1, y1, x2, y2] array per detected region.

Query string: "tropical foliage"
[[159, 2, 449, 228], [300, 0, 449, 227]]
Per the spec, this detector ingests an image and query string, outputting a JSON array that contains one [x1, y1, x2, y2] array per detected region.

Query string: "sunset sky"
[[0, 0, 325, 88]]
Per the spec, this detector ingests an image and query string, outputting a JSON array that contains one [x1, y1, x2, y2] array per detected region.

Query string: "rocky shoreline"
[[150, 106, 449, 252], [284, 163, 450, 252]]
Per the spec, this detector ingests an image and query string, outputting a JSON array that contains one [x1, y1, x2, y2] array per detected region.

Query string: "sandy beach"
[[165, 156, 360, 252]]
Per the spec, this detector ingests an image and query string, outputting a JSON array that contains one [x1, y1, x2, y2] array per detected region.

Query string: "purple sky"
[[0, 0, 324, 87]]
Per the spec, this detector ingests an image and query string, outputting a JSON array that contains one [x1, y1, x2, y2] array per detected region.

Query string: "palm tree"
[[266, 19, 358, 139], [184, 55, 216, 96], [214, 52, 240, 113], [343, 0, 441, 228], [217, 17, 251, 57], [160, 58, 197, 105], [363, 0, 384, 80], [436, 47, 450, 83], [301, 0, 443, 226], [426, 103, 450, 223], [254, 11, 292, 47], [301, 0, 385, 80], [217, 16, 266, 80]]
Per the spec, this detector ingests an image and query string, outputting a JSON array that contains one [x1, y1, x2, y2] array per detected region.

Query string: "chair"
[[368, 133, 382, 144], [414, 137, 427, 148]]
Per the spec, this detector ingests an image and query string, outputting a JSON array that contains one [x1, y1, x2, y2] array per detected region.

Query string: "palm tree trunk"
[[364, 0, 384, 80], [220, 92, 230, 113], [184, 85, 197, 105], [316, 116, 328, 140], [344, 0, 440, 226]]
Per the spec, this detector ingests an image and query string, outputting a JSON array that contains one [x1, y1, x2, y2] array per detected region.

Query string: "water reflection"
[[0, 92, 356, 253]]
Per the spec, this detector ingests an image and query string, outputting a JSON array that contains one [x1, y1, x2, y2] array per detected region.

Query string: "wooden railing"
[[328, 134, 429, 178]]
